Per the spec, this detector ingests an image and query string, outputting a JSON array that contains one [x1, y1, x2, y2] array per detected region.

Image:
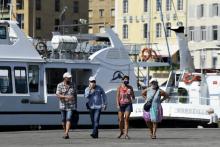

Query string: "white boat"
[[130, 27, 220, 124], [0, 20, 138, 126]]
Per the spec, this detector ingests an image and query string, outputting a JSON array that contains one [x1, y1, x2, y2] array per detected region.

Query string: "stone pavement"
[[0, 128, 220, 147]]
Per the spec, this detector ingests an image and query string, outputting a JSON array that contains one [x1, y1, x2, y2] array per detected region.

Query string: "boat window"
[[137, 98, 145, 103], [178, 88, 188, 103], [0, 26, 7, 39], [28, 65, 39, 92], [46, 68, 67, 94], [71, 69, 92, 94], [0, 67, 12, 93], [14, 67, 28, 94]]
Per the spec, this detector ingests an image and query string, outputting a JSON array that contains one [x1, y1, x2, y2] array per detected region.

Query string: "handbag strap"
[[148, 89, 158, 103]]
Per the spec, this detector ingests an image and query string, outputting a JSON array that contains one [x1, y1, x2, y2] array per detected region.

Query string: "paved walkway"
[[0, 128, 220, 147]]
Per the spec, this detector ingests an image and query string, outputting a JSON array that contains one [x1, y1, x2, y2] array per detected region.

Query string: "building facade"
[[188, 0, 220, 70], [115, 0, 187, 62], [88, 0, 115, 33], [11, 0, 88, 40]]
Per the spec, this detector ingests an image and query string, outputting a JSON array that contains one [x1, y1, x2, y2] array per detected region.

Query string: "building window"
[[73, 1, 79, 13], [0, 66, 12, 93], [1, 0, 9, 9], [89, 10, 93, 18], [156, 23, 161, 38], [89, 26, 93, 34], [16, 14, 24, 29], [123, 24, 128, 39], [14, 67, 28, 94], [177, 0, 183, 10], [123, 0, 128, 13], [144, 0, 148, 12], [156, 0, 161, 11], [212, 57, 217, 69], [189, 26, 195, 41], [99, 26, 105, 33], [54, 19, 60, 31], [55, 0, 60, 12], [213, 3, 219, 16], [143, 23, 148, 38], [16, 0, 24, 10], [36, 17, 41, 30], [36, 0, 41, 11], [166, 0, 171, 11], [212, 25, 218, 40], [99, 9, 104, 17], [200, 4, 204, 17], [111, 8, 115, 17], [111, 25, 115, 31], [198, 4, 204, 18], [73, 20, 79, 32], [201, 26, 206, 41], [166, 22, 171, 37]]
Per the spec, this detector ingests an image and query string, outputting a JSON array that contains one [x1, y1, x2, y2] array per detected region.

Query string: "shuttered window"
[[201, 26, 206, 41]]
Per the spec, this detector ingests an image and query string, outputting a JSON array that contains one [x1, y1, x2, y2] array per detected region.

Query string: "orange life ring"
[[183, 73, 201, 84], [141, 48, 158, 61]]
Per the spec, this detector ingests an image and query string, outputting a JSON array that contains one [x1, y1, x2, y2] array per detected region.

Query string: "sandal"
[[117, 132, 124, 138], [151, 135, 156, 139], [124, 134, 130, 139], [62, 134, 69, 139]]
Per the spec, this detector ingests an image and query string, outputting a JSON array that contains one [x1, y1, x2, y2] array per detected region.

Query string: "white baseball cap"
[[207, 108, 214, 113], [89, 76, 96, 81], [63, 72, 72, 78]]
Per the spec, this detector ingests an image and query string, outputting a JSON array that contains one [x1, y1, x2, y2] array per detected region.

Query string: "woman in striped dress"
[[142, 80, 169, 139]]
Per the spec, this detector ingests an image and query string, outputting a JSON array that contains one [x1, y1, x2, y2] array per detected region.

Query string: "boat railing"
[[34, 39, 111, 60], [133, 95, 219, 105]]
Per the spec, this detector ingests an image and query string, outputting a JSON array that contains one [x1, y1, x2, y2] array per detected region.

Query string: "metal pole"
[[9, 3, 12, 21], [158, 0, 173, 67], [33, 0, 36, 38], [1, 0, 5, 20]]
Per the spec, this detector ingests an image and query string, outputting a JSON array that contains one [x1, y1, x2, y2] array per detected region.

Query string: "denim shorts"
[[60, 110, 73, 122], [119, 103, 133, 112]]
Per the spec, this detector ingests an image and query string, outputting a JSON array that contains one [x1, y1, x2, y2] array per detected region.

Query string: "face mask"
[[151, 84, 158, 89], [124, 81, 129, 85], [66, 81, 71, 85]]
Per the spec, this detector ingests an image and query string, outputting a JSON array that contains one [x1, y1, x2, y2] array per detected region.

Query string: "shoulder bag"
[[143, 89, 158, 112]]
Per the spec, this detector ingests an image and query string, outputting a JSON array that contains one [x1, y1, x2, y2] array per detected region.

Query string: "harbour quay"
[[0, 128, 220, 147]]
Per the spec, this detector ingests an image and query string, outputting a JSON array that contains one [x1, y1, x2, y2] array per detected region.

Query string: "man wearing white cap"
[[56, 72, 76, 139], [84, 76, 107, 138]]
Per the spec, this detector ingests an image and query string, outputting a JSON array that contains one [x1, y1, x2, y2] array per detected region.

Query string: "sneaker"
[[90, 134, 98, 139]]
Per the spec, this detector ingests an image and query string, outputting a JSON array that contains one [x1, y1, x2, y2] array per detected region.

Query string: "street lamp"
[[59, 6, 68, 34], [79, 18, 87, 34]]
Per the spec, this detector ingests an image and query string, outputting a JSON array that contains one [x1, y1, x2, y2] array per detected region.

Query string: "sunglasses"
[[90, 80, 96, 83]]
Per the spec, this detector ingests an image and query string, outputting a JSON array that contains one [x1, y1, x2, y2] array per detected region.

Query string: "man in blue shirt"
[[84, 76, 107, 138]]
